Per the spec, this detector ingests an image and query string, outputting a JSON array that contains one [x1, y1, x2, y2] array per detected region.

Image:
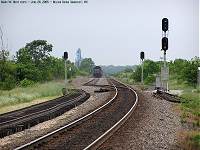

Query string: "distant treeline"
[[0, 40, 95, 90], [115, 58, 200, 87], [101, 65, 136, 75]]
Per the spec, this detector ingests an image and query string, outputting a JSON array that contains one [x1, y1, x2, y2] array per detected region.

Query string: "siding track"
[[0, 89, 90, 138]]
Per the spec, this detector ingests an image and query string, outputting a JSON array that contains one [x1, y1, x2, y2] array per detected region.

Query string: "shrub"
[[0, 75, 16, 90], [19, 78, 35, 87]]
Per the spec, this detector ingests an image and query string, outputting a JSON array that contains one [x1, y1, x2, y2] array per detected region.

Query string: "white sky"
[[0, 0, 199, 65]]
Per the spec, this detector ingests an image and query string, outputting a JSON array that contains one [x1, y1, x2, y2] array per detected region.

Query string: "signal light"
[[140, 51, 145, 60], [162, 37, 168, 51], [162, 18, 168, 32], [64, 52, 68, 60]]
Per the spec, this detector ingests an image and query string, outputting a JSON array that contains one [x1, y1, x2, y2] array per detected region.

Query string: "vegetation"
[[101, 65, 135, 75], [115, 57, 200, 149], [79, 58, 95, 74], [0, 40, 95, 90], [0, 81, 64, 108], [178, 131, 200, 150], [114, 59, 161, 85], [0, 39, 95, 112], [115, 57, 199, 86]]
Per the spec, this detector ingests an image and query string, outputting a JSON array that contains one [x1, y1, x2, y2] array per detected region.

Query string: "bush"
[[144, 74, 156, 85], [0, 75, 16, 90], [19, 78, 35, 87]]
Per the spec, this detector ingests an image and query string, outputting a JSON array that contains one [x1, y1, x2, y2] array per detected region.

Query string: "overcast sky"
[[0, 0, 199, 65]]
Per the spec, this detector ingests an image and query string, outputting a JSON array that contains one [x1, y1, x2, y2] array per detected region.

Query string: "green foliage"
[[191, 134, 200, 148], [16, 63, 42, 81], [132, 60, 159, 84], [169, 57, 200, 86], [181, 91, 200, 117], [0, 81, 64, 108], [116, 57, 199, 87], [0, 39, 83, 91], [144, 74, 156, 85], [79, 58, 95, 74], [0, 60, 17, 90], [17, 40, 53, 66], [19, 78, 35, 87], [101, 65, 135, 75]]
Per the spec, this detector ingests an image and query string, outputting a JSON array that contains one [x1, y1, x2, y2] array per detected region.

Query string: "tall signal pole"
[[63, 51, 68, 95], [161, 18, 169, 91], [140, 51, 145, 85]]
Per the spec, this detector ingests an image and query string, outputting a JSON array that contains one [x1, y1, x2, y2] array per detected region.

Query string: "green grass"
[[192, 134, 200, 148], [0, 81, 65, 108], [169, 79, 188, 90], [178, 131, 200, 150], [181, 90, 200, 117]]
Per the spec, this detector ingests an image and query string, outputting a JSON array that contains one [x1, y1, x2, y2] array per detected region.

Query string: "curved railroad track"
[[0, 89, 90, 138], [153, 90, 181, 103], [15, 78, 138, 150]]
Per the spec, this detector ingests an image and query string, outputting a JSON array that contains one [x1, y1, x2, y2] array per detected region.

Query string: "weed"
[[0, 81, 65, 108]]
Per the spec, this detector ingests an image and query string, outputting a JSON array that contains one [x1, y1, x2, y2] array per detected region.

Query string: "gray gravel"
[[99, 89, 182, 150], [0, 77, 113, 149]]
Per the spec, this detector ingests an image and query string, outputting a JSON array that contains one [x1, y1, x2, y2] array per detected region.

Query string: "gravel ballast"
[[0, 77, 113, 149], [99, 89, 182, 150]]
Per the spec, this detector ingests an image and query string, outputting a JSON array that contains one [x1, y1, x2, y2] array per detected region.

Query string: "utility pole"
[[161, 18, 169, 92], [140, 51, 145, 85]]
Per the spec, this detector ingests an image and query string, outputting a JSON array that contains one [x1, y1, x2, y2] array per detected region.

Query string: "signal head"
[[162, 18, 169, 32]]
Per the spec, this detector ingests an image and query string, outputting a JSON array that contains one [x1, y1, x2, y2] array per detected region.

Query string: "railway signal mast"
[[161, 18, 169, 91], [63, 51, 68, 95], [140, 51, 145, 85]]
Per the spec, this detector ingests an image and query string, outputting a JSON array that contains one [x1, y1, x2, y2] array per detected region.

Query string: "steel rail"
[[84, 79, 138, 149], [0, 93, 85, 127], [83, 78, 100, 86], [15, 79, 118, 150]]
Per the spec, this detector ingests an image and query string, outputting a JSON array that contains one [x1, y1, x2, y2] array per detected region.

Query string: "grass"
[[170, 79, 200, 149], [178, 131, 200, 150], [0, 81, 65, 109], [181, 91, 200, 117], [118, 75, 200, 149], [0, 96, 58, 114]]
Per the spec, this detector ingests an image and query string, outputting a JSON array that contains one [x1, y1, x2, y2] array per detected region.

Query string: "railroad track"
[[154, 90, 181, 103], [15, 78, 138, 150], [83, 78, 100, 86], [0, 89, 90, 138]]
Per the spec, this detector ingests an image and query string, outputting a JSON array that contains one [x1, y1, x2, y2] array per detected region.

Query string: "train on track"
[[93, 66, 103, 78]]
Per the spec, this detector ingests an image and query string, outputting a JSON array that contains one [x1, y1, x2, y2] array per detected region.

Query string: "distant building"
[[75, 48, 82, 67]]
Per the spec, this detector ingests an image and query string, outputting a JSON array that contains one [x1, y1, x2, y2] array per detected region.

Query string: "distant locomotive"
[[93, 66, 103, 78]]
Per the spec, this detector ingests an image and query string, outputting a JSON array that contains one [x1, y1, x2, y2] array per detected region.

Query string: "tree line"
[[115, 57, 200, 87], [0, 40, 95, 90]]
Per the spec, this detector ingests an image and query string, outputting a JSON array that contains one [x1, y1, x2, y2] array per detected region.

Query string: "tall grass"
[[0, 81, 65, 108], [181, 91, 200, 117]]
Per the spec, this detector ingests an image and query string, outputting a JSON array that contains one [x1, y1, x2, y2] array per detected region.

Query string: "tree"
[[16, 40, 53, 81], [181, 57, 200, 86], [16, 40, 53, 67], [132, 60, 159, 84], [79, 58, 95, 74]]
